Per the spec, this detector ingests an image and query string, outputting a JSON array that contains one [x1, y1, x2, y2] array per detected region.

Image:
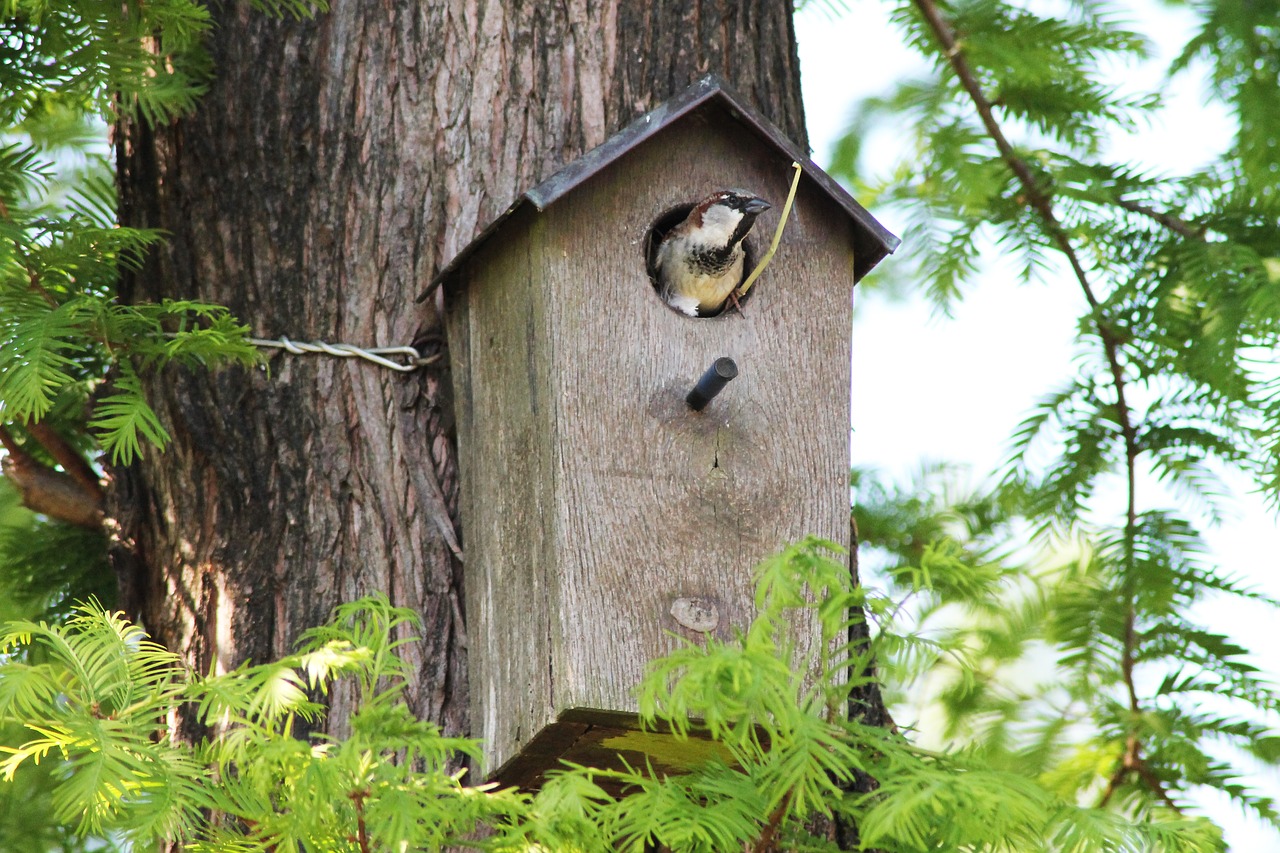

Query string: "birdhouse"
[[432, 74, 898, 788]]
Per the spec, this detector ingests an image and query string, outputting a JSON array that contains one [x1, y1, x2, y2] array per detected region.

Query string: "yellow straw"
[[735, 160, 803, 300]]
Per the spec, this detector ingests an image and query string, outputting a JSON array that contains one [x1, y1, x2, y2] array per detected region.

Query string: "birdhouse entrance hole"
[[644, 204, 757, 317]]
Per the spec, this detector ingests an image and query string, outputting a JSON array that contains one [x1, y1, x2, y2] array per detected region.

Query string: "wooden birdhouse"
[[432, 74, 898, 788]]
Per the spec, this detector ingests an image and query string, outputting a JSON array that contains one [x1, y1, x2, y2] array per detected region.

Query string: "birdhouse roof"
[[428, 74, 899, 293]]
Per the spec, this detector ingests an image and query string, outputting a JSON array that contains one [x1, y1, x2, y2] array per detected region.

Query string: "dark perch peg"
[[686, 357, 739, 411]]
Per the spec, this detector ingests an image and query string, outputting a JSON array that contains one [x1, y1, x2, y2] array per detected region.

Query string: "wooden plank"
[[446, 207, 560, 775]]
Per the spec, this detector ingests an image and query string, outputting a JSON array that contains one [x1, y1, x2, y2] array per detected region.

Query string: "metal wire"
[[247, 336, 441, 372]]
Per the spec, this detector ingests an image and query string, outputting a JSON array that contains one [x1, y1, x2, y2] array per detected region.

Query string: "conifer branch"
[[1135, 759, 1182, 812], [1098, 736, 1183, 812], [907, 0, 1139, 514], [0, 198, 59, 309], [350, 789, 372, 853], [912, 0, 1149, 802], [754, 789, 794, 853]]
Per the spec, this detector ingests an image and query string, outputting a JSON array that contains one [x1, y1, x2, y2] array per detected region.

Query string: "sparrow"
[[654, 190, 771, 317]]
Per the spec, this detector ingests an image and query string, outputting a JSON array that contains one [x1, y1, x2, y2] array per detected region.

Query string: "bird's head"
[[689, 190, 771, 249]]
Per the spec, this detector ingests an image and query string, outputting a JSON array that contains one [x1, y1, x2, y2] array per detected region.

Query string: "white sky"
[[793, 2, 1280, 848]]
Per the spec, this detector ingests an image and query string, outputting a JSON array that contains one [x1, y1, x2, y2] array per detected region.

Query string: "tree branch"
[[1116, 198, 1203, 241], [0, 198, 60, 309], [1098, 761, 1127, 808], [1097, 735, 1182, 811], [349, 789, 372, 853], [912, 0, 1149, 803], [23, 419, 103, 498], [0, 425, 104, 530], [909, 0, 1137, 400], [753, 789, 793, 853], [911, 0, 1139, 509]]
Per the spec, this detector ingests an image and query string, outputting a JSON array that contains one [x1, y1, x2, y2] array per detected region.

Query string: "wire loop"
[[248, 336, 440, 372]]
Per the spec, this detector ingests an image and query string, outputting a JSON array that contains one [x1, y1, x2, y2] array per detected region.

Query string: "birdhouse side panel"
[[444, 214, 561, 776]]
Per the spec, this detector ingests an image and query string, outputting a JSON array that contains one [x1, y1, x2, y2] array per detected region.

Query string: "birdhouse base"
[[489, 708, 736, 793]]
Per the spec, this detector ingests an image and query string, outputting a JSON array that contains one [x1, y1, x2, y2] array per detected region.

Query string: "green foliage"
[[1, 0, 329, 471], [0, 140, 259, 463], [2, 1, 204, 126], [834, 0, 1280, 843], [0, 477, 116, 851], [0, 0, 1276, 849], [0, 724, 110, 853], [0, 542, 1227, 851], [0, 2, 319, 845], [1171, 0, 1280, 195], [855, 466, 1280, 834], [0, 478, 112, 626]]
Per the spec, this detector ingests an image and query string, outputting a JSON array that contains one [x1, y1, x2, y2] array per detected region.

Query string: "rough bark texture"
[[112, 0, 807, 738]]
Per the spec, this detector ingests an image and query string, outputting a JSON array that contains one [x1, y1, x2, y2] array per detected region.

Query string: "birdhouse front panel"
[[440, 76, 896, 784], [537, 114, 857, 716]]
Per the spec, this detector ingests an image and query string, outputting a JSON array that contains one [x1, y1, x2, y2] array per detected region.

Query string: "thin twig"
[[909, 0, 1140, 562], [1116, 198, 1202, 241], [753, 789, 794, 853], [1098, 763, 1126, 807], [736, 161, 803, 300], [1134, 757, 1183, 812], [0, 198, 59, 309], [1098, 736, 1182, 812], [349, 789, 371, 853]]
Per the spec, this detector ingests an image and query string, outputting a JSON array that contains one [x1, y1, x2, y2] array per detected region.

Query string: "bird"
[[654, 189, 771, 317]]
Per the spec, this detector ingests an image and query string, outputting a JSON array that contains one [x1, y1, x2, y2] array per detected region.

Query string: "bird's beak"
[[744, 198, 771, 216]]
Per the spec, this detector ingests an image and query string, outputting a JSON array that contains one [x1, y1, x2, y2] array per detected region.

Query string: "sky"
[[791, 1, 1280, 848]]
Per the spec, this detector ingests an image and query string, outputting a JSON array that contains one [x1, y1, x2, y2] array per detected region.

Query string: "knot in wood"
[[670, 597, 720, 632]]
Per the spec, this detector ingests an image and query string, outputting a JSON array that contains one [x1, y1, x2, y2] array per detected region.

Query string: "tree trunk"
[[112, 0, 807, 738]]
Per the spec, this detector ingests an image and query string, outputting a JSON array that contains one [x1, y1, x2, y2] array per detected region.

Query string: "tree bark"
[[112, 0, 807, 738]]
